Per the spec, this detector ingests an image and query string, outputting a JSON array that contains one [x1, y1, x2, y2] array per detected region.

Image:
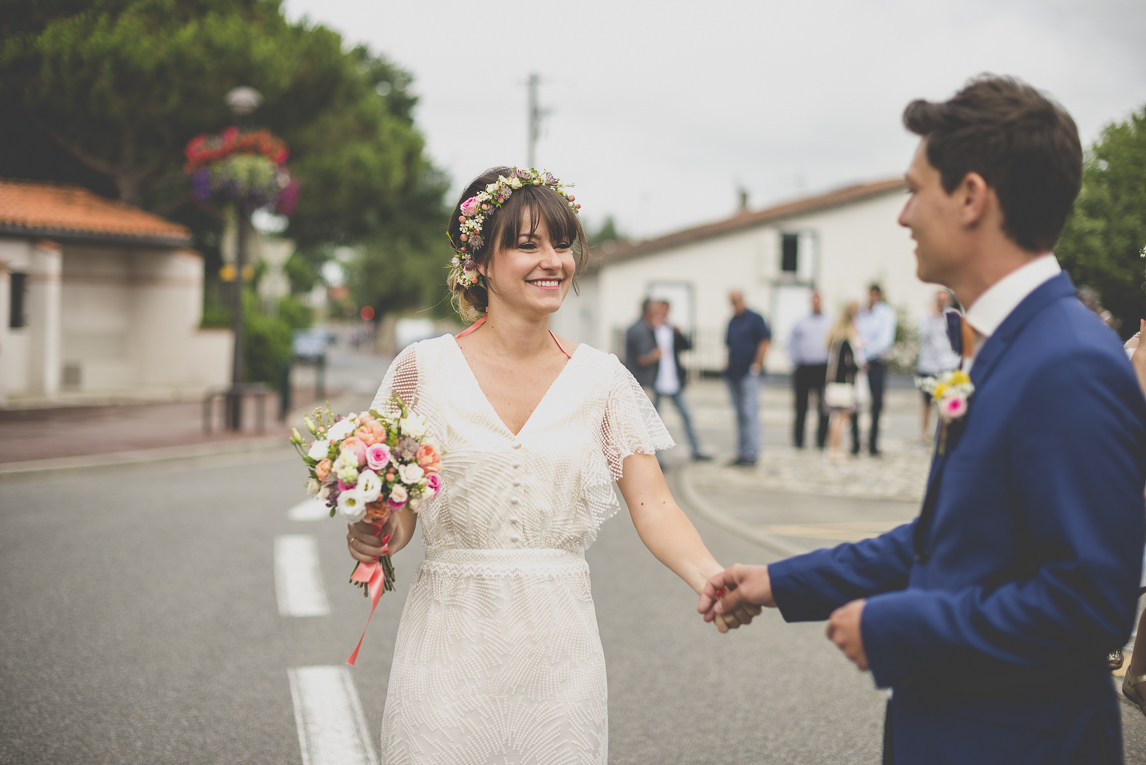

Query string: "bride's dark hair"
[[447, 166, 589, 322]]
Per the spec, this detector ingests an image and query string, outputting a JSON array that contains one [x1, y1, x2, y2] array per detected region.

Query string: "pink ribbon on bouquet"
[[346, 519, 389, 666], [346, 561, 385, 665]]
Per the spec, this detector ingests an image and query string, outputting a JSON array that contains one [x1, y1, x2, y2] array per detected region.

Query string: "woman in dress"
[[346, 167, 760, 764], [823, 302, 862, 463]]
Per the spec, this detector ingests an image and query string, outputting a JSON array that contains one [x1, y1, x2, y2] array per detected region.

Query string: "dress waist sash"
[[421, 547, 587, 578]]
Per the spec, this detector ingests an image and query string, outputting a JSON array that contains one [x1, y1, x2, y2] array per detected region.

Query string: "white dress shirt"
[[856, 301, 897, 361], [963, 253, 1061, 373], [654, 324, 680, 395], [788, 312, 832, 366]]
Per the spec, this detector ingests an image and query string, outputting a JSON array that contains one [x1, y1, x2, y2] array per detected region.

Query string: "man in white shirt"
[[788, 292, 832, 449], [853, 284, 897, 456], [651, 300, 711, 461]]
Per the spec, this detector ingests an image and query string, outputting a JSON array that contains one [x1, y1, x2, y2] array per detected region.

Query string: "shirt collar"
[[964, 254, 1061, 340]]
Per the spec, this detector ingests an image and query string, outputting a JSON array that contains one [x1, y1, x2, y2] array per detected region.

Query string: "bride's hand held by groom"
[[697, 564, 775, 627]]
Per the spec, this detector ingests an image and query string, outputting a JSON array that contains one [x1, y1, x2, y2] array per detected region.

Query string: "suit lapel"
[[968, 272, 1076, 391], [912, 272, 1077, 563]]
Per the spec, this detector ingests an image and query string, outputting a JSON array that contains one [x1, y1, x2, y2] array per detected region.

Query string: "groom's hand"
[[826, 599, 869, 671], [698, 564, 775, 627]]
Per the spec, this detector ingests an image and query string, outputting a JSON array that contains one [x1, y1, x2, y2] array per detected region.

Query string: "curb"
[[0, 392, 370, 478], [671, 461, 810, 558], [0, 434, 292, 477]]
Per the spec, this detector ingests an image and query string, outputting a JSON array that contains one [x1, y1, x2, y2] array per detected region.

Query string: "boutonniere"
[[916, 370, 975, 455]]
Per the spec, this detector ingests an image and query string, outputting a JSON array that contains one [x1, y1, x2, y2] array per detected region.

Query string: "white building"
[[552, 178, 937, 374], [0, 180, 231, 403]]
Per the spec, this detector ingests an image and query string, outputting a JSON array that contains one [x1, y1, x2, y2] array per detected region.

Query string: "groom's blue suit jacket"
[[770, 273, 1146, 764]]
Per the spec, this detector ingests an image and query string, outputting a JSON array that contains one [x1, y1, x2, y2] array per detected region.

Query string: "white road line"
[[288, 666, 380, 765], [275, 535, 330, 617], [289, 497, 331, 521]]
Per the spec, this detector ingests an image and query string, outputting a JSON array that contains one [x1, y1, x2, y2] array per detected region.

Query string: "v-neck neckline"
[[448, 335, 582, 438]]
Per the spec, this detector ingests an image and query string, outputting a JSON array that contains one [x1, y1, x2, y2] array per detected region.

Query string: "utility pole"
[[527, 73, 550, 168]]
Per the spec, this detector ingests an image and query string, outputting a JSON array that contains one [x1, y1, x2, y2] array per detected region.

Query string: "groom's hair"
[[903, 75, 1082, 253]]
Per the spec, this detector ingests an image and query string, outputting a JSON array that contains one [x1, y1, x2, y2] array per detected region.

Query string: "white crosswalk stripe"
[[274, 535, 330, 617], [289, 497, 331, 521], [288, 665, 380, 765]]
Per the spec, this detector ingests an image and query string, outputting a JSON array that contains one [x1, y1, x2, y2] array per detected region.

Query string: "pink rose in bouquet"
[[365, 442, 392, 471], [355, 421, 386, 445], [339, 436, 368, 466], [416, 444, 442, 474]]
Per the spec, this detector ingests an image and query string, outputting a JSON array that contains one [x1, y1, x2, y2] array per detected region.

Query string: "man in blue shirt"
[[788, 292, 832, 449], [853, 284, 897, 456], [724, 290, 771, 466]]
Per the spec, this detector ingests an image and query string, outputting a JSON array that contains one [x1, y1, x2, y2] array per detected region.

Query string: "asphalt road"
[[3, 345, 1144, 763], [0, 448, 891, 764]]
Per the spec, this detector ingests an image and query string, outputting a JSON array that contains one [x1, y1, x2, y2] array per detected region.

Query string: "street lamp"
[[225, 86, 262, 431]]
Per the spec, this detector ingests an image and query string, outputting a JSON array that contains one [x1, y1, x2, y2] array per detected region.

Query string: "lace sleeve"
[[370, 344, 420, 415], [600, 354, 674, 480]]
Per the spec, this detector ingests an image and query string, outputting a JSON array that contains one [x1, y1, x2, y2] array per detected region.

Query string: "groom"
[[700, 75, 1146, 764]]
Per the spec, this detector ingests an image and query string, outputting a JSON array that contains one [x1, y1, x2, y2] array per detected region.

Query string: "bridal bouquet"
[[290, 398, 442, 663]]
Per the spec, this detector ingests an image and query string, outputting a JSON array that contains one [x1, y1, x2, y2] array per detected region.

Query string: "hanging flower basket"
[[185, 127, 298, 216]]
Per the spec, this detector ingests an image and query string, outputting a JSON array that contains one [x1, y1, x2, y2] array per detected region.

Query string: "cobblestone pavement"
[[669, 375, 932, 501]]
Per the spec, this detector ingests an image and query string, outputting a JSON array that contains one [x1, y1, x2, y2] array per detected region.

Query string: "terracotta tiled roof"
[[594, 178, 906, 268], [0, 179, 191, 246]]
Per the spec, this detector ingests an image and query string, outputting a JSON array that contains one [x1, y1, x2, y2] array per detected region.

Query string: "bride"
[[346, 167, 759, 764]]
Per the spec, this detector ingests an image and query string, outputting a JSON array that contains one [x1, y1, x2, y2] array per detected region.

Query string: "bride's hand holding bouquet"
[[289, 396, 442, 663]]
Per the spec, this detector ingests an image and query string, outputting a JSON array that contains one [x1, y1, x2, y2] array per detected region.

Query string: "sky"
[[282, 0, 1146, 241]]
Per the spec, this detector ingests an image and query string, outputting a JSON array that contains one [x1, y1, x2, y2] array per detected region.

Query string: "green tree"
[[587, 215, 624, 249], [0, 0, 449, 319], [1057, 106, 1146, 339]]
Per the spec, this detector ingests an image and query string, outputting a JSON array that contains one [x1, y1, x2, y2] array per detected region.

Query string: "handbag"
[[824, 381, 856, 409], [824, 339, 857, 409]]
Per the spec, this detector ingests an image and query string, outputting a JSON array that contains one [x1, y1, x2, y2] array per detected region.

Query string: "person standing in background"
[[915, 288, 960, 445], [651, 300, 712, 461], [788, 292, 832, 450], [725, 290, 771, 466], [852, 284, 896, 456], [624, 298, 661, 390]]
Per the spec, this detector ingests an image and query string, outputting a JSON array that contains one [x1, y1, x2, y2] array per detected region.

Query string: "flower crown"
[[450, 168, 580, 288]]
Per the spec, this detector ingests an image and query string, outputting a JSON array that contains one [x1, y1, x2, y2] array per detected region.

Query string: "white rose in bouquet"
[[400, 413, 427, 438], [356, 469, 383, 503], [306, 478, 321, 496], [398, 463, 424, 484], [327, 419, 355, 441], [337, 488, 367, 522], [307, 439, 330, 460]]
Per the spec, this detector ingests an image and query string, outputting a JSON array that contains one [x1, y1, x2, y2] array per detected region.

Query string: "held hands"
[[697, 564, 772, 632], [697, 565, 871, 671]]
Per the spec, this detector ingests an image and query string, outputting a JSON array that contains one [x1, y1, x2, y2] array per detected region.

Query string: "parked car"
[[292, 328, 335, 360]]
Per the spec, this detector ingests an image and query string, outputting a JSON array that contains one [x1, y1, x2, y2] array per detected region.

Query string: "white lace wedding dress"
[[368, 334, 672, 765]]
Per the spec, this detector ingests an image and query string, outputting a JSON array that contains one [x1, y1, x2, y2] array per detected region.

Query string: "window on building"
[[9, 272, 27, 328], [780, 233, 799, 273]]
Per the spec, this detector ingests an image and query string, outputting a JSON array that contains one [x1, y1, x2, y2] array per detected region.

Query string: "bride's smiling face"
[[480, 211, 575, 317]]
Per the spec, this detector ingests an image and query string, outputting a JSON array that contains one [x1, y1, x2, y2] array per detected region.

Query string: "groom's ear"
[[956, 172, 992, 228]]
